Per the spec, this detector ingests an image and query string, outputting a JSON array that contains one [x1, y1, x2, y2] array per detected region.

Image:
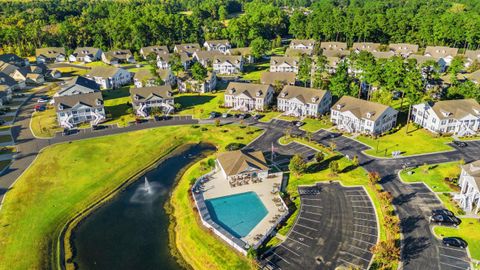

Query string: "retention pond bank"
[[71, 143, 215, 269]]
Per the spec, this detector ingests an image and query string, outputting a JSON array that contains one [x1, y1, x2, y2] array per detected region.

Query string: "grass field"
[[400, 161, 461, 192], [30, 106, 61, 138], [176, 92, 227, 119], [278, 115, 332, 132], [357, 125, 454, 157], [433, 218, 480, 261], [241, 61, 270, 81], [0, 124, 263, 270], [102, 86, 135, 126]]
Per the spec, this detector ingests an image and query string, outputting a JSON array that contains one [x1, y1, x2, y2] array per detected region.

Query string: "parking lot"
[[262, 182, 378, 270]]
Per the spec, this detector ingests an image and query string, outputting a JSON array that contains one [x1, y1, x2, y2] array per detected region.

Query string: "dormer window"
[[441, 110, 451, 117], [256, 91, 262, 97], [281, 92, 287, 98], [366, 112, 375, 118], [96, 99, 102, 106], [311, 97, 318, 103], [167, 92, 172, 97], [336, 104, 344, 110], [134, 95, 140, 100], [58, 104, 63, 110], [230, 88, 236, 94]]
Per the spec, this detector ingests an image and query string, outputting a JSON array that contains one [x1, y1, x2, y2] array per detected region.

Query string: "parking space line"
[[354, 217, 376, 222], [354, 230, 377, 238], [354, 223, 375, 229], [302, 204, 323, 208], [338, 258, 363, 270], [286, 236, 311, 247], [353, 211, 376, 215], [352, 206, 373, 210], [268, 252, 291, 265], [291, 229, 314, 240], [302, 198, 323, 201], [439, 246, 467, 252], [346, 194, 367, 197], [350, 200, 369, 203], [439, 261, 469, 270], [352, 237, 376, 246], [349, 244, 369, 252], [279, 244, 300, 257], [440, 253, 469, 263], [302, 211, 322, 216], [343, 251, 370, 262], [295, 223, 318, 231], [299, 216, 321, 223]]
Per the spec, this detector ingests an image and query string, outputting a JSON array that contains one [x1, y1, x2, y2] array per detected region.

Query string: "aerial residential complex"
[[277, 85, 332, 117], [224, 82, 274, 111]]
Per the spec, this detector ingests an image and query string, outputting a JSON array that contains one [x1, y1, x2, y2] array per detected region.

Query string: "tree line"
[[2, 0, 480, 56]]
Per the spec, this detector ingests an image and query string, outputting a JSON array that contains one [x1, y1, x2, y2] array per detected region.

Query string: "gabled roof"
[[352, 42, 381, 52], [408, 54, 438, 65], [332, 96, 395, 121], [87, 66, 126, 78], [0, 72, 17, 87], [464, 50, 480, 62], [228, 47, 252, 56], [371, 51, 395, 59], [285, 48, 313, 57], [226, 82, 271, 99], [174, 43, 201, 54], [56, 76, 100, 96], [279, 85, 329, 105], [320, 42, 348, 51], [290, 39, 316, 47], [134, 69, 157, 82], [389, 43, 419, 54], [36, 47, 65, 58], [55, 91, 103, 112], [193, 51, 224, 62], [72, 47, 101, 58], [260, 72, 296, 85], [322, 49, 350, 58], [0, 54, 25, 64], [0, 61, 19, 76], [270, 56, 300, 67], [428, 99, 480, 120], [130, 85, 173, 103], [204, 40, 230, 46], [212, 55, 243, 65], [217, 150, 268, 176], [424, 46, 458, 59], [140, 45, 169, 57], [462, 160, 480, 190], [103, 50, 133, 61], [465, 70, 480, 82]]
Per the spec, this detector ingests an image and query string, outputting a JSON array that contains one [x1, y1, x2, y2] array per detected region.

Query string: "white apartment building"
[[270, 57, 299, 73], [289, 39, 316, 50], [224, 82, 274, 112], [130, 85, 174, 118], [277, 85, 332, 118], [85, 66, 131, 89], [331, 96, 398, 135], [412, 99, 480, 136], [203, 40, 231, 53], [55, 91, 105, 128], [212, 55, 243, 74], [455, 160, 480, 214]]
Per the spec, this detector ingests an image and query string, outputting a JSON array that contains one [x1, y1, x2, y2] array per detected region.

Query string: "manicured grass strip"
[[0, 135, 12, 143], [0, 126, 11, 132], [0, 160, 11, 171], [258, 111, 282, 123], [176, 92, 227, 119], [301, 118, 332, 132], [433, 218, 480, 261], [30, 107, 61, 138], [400, 161, 461, 193], [170, 156, 255, 270], [0, 146, 16, 155], [0, 124, 262, 269], [357, 125, 454, 157], [241, 62, 270, 81]]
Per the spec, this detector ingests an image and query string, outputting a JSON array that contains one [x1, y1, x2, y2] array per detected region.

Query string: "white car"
[[37, 98, 49, 103]]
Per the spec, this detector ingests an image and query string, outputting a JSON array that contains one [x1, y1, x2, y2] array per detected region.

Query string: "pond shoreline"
[[59, 143, 214, 270]]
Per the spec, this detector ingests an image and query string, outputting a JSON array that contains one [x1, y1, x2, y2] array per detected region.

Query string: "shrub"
[[225, 143, 245, 151]]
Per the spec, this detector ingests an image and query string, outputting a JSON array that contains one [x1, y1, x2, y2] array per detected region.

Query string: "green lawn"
[[176, 92, 227, 119], [0, 146, 16, 155], [357, 125, 454, 157], [241, 61, 270, 81], [0, 126, 11, 132], [102, 86, 135, 126], [54, 66, 90, 77], [270, 46, 287, 56], [433, 218, 480, 261], [0, 124, 263, 270], [278, 115, 332, 132], [400, 161, 461, 192], [30, 107, 62, 138], [258, 111, 282, 123], [0, 160, 10, 171]]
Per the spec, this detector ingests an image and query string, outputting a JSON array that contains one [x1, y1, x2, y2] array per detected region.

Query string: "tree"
[[370, 241, 400, 267], [352, 155, 359, 167], [314, 152, 324, 163], [329, 160, 339, 176], [298, 54, 313, 86], [191, 62, 207, 81], [329, 141, 336, 151], [289, 154, 307, 176], [368, 171, 381, 185], [329, 61, 352, 97], [169, 53, 184, 76], [250, 37, 270, 59], [448, 56, 465, 85]]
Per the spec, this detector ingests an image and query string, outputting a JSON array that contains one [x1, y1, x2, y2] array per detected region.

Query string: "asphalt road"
[[0, 99, 477, 269]]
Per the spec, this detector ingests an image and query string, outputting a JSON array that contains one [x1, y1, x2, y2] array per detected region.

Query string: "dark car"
[[62, 128, 78, 136], [442, 237, 467, 248], [238, 113, 246, 119], [253, 114, 263, 120], [432, 209, 455, 217], [453, 141, 467, 148], [430, 214, 461, 226], [153, 115, 162, 121], [222, 112, 229, 118], [292, 121, 304, 127], [34, 104, 45, 112], [209, 112, 219, 119], [135, 118, 146, 124], [92, 125, 107, 131]]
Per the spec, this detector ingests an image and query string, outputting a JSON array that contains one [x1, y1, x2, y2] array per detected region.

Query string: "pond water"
[[72, 143, 215, 270]]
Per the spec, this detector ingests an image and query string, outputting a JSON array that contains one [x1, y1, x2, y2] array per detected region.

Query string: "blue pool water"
[[205, 192, 268, 238]]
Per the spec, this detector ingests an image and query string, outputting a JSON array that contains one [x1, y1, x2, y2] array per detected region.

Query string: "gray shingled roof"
[[103, 50, 133, 61], [57, 76, 100, 96], [270, 56, 300, 67], [55, 91, 103, 112], [36, 47, 65, 58], [332, 96, 395, 121], [72, 47, 101, 58], [226, 82, 271, 98], [429, 99, 480, 120], [352, 42, 381, 52], [389, 43, 419, 54], [320, 42, 348, 51], [87, 66, 124, 78], [260, 72, 296, 85], [279, 85, 329, 105], [141, 45, 169, 57], [424, 46, 458, 59], [130, 85, 173, 103]]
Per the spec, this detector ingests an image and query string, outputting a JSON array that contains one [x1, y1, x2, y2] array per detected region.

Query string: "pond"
[[71, 143, 215, 269]]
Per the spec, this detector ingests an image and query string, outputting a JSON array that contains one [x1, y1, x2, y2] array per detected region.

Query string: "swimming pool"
[[205, 192, 268, 238]]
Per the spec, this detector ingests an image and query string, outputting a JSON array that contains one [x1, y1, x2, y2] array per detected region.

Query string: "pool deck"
[[202, 169, 284, 246]]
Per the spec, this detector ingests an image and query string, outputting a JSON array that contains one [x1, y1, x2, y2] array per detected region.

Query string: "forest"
[[1, 0, 480, 56]]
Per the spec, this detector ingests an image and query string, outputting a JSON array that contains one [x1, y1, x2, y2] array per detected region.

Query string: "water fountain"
[[144, 177, 151, 194]]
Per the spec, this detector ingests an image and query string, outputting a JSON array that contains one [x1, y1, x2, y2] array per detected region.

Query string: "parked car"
[[209, 111, 219, 119], [34, 104, 46, 112], [62, 128, 78, 136], [429, 214, 461, 226], [453, 141, 467, 148], [92, 125, 107, 131], [442, 237, 467, 248], [239, 113, 250, 119], [253, 114, 263, 120], [135, 118, 147, 124], [37, 98, 49, 103], [153, 115, 162, 121], [234, 113, 241, 118], [222, 112, 229, 118], [432, 209, 454, 217], [292, 121, 304, 127]]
